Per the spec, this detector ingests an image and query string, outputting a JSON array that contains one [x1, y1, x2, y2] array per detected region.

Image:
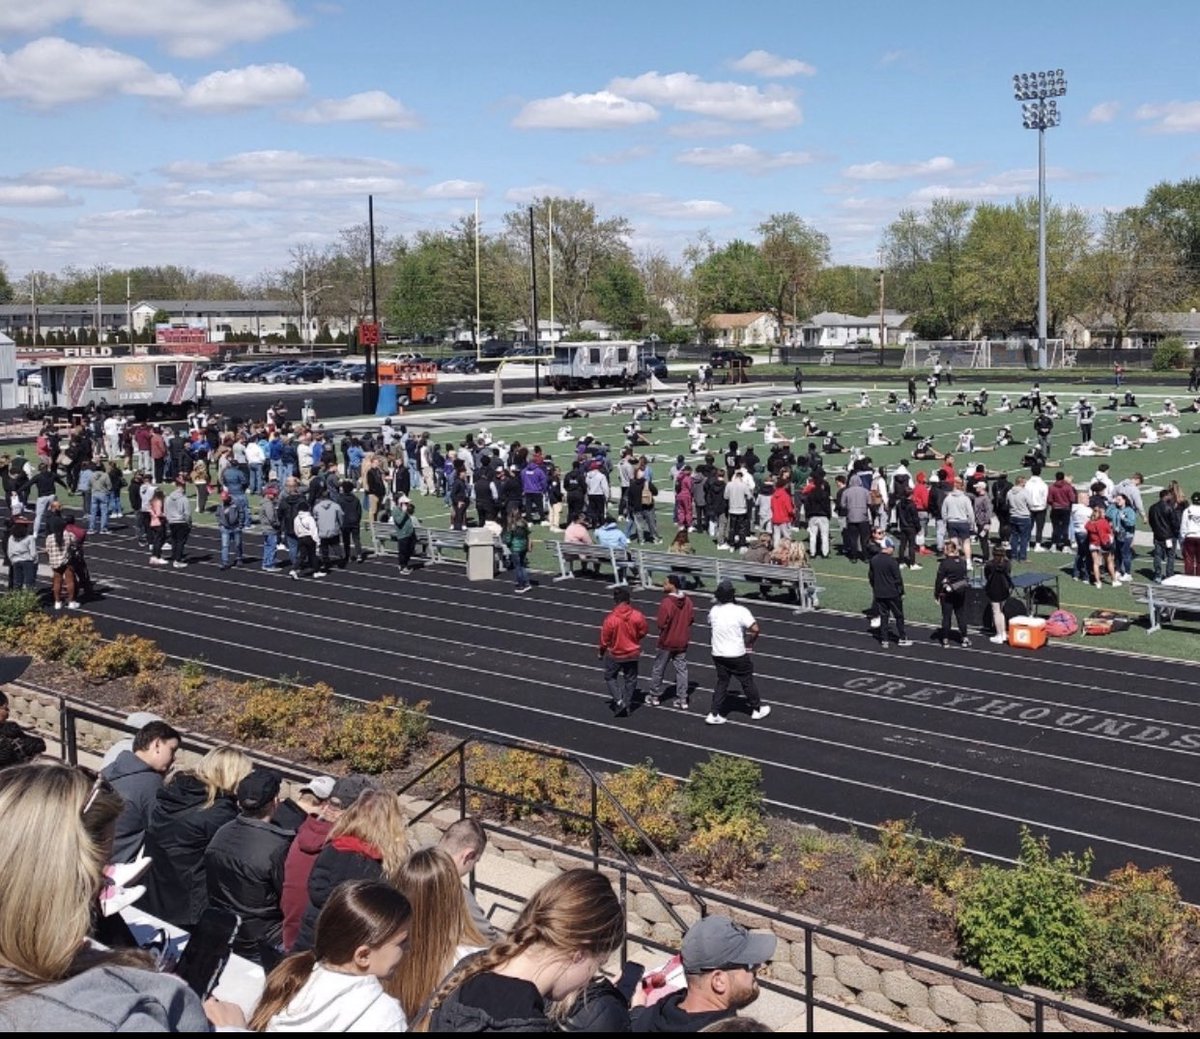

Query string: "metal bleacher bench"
[[1129, 581, 1200, 633], [546, 540, 821, 613], [370, 523, 506, 566]]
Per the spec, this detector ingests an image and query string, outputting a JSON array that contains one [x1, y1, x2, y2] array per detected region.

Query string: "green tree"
[[756, 212, 830, 342], [1142, 177, 1200, 301], [692, 240, 772, 318], [592, 258, 646, 332], [882, 198, 973, 338], [812, 265, 879, 316], [0, 262, 12, 304]]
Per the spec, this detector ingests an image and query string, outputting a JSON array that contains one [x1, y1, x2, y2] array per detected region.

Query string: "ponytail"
[[248, 950, 317, 1030]]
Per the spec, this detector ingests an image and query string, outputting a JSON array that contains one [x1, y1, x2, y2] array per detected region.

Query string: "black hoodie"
[[629, 990, 735, 1032]]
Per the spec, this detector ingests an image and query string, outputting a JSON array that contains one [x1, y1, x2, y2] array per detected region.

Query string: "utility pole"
[[30, 272, 38, 344], [878, 250, 886, 368], [96, 269, 102, 345], [529, 206, 540, 400]]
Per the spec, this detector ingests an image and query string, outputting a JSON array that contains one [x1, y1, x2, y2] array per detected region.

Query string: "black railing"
[[26, 683, 1150, 1033]]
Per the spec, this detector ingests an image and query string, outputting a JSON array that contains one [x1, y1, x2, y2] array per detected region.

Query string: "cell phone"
[[615, 961, 645, 1002], [172, 907, 240, 999]]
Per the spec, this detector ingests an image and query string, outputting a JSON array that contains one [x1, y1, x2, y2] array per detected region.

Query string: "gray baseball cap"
[[681, 916, 777, 974]]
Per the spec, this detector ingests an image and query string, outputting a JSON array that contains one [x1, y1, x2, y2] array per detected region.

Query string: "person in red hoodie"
[[598, 585, 648, 718], [911, 470, 933, 556], [646, 574, 695, 710], [1046, 470, 1075, 552], [769, 477, 796, 548]]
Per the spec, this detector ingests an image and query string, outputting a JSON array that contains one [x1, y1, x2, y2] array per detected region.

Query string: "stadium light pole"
[[1013, 68, 1066, 370]]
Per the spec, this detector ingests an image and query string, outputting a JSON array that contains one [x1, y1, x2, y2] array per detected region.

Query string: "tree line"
[[1, 178, 1197, 344]]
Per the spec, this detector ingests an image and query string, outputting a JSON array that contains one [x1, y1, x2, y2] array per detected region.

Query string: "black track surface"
[[78, 523, 1200, 897]]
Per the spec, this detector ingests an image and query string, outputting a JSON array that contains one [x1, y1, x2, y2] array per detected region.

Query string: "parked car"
[[199, 363, 235, 382], [709, 350, 754, 369], [640, 355, 669, 380], [439, 356, 478, 374]]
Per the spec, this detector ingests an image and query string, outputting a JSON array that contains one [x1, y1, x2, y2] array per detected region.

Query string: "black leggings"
[[939, 595, 968, 640]]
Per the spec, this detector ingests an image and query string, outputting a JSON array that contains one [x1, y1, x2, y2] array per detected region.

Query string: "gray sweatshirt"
[[940, 489, 974, 525], [164, 488, 191, 525], [7, 534, 37, 564]]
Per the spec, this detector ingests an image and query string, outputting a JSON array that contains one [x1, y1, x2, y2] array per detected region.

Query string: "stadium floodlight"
[[1012, 68, 1067, 369]]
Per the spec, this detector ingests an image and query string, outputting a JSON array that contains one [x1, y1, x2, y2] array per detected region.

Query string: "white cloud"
[[582, 145, 655, 166], [609, 71, 801, 127], [908, 166, 1074, 202], [513, 90, 658, 129], [0, 0, 302, 59], [18, 165, 131, 188], [293, 90, 419, 129], [504, 183, 568, 204], [842, 156, 957, 181], [729, 50, 816, 78], [182, 63, 307, 111], [880, 50, 905, 65], [642, 197, 733, 219], [1086, 101, 1120, 124], [161, 151, 413, 183], [0, 37, 181, 106], [676, 143, 814, 173], [423, 179, 485, 199], [1135, 101, 1200, 134], [667, 120, 739, 138], [0, 184, 77, 206]]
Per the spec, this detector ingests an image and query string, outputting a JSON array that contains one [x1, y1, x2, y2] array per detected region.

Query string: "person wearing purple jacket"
[[521, 459, 548, 523]]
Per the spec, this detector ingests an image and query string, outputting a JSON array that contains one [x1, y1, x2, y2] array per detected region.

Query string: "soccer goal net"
[[902, 339, 1069, 371]]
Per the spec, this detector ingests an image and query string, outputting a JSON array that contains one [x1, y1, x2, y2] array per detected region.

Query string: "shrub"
[[956, 828, 1093, 989], [684, 754, 763, 828], [322, 697, 430, 774], [0, 589, 41, 634], [178, 658, 207, 694], [229, 680, 336, 753], [686, 815, 769, 883], [20, 616, 101, 666], [1086, 864, 1200, 1023], [467, 746, 581, 822], [856, 819, 970, 895], [1152, 337, 1188, 371], [593, 761, 681, 854], [84, 635, 166, 681]]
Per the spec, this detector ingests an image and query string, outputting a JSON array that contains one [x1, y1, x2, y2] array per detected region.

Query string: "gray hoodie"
[[164, 488, 191, 525], [101, 749, 164, 863], [0, 963, 209, 1032], [312, 498, 344, 540]]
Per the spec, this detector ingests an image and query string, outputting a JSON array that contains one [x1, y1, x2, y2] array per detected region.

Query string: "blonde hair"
[[0, 763, 124, 983], [417, 869, 624, 1029], [386, 847, 484, 1019], [193, 746, 253, 809], [771, 539, 807, 567], [328, 789, 409, 878]]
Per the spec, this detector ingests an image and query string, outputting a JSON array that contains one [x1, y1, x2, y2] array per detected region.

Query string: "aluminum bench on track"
[[1129, 580, 1200, 634], [633, 549, 819, 613], [369, 523, 505, 567], [544, 539, 636, 586]]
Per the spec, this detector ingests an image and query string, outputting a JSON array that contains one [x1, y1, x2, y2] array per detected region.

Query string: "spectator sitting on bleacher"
[[251, 880, 411, 1032], [99, 711, 163, 768], [387, 847, 486, 1020], [630, 915, 777, 1033], [0, 762, 243, 1030], [280, 775, 337, 951], [205, 767, 297, 964], [140, 745, 253, 931], [422, 869, 624, 1031], [294, 785, 407, 952], [438, 817, 504, 943], [101, 719, 181, 864]]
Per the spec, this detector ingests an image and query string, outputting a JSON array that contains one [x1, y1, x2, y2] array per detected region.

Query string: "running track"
[[78, 522, 1200, 898]]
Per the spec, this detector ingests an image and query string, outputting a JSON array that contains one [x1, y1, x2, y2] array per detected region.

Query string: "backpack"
[[1083, 609, 1132, 636], [1045, 610, 1079, 637]]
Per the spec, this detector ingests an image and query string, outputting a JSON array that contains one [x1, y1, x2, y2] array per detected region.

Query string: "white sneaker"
[[54, 601, 63, 611], [1033, 545, 1046, 552], [705, 713, 727, 725], [909, 563, 922, 571], [100, 883, 146, 917], [173, 561, 188, 569], [67, 601, 81, 610], [750, 705, 772, 721], [989, 634, 1006, 643]]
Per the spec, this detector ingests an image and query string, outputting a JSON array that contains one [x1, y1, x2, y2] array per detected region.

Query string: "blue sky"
[[1, 0, 1197, 281]]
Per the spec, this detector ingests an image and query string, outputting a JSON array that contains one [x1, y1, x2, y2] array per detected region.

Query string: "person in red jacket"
[[769, 477, 796, 548], [646, 574, 695, 710], [598, 585, 648, 718]]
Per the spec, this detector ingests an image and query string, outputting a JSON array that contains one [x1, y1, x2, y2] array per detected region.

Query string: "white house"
[[705, 312, 779, 347], [130, 299, 306, 340], [508, 319, 566, 344], [801, 311, 913, 348]]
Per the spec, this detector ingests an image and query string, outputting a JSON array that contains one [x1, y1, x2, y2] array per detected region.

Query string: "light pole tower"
[[1013, 68, 1066, 370]]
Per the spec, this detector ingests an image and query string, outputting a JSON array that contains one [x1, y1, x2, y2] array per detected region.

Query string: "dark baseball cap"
[[681, 916, 777, 974], [237, 767, 282, 812], [329, 774, 376, 809]]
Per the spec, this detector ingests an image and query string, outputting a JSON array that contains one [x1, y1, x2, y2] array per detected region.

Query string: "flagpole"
[[547, 200, 554, 344], [474, 198, 481, 362]]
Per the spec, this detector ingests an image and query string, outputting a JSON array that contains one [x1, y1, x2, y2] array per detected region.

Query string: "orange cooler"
[[1008, 616, 1047, 649]]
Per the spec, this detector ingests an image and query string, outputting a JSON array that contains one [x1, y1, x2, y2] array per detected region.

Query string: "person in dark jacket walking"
[[337, 481, 365, 564], [100, 719, 181, 864], [646, 575, 695, 709], [140, 746, 253, 929], [598, 586, 649, 718], [934, 540, 971, 648], [1149, 488, 1180, 583], [868, 537, 912, 647], [205, 768, 297, 964]]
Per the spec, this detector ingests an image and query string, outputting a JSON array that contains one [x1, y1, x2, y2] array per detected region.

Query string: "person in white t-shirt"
[[705, 580, 771, 726]]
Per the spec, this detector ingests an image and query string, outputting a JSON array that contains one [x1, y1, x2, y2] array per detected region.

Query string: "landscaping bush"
[[956, 828, 1093, 989], [593, 761, 681, 854], [1086, 864, 1200, 1024], [1152, 337, 1189, 371], [684, 754, 764, 828], [322, 696, 430, 774], [0, 589, 41, 634], [467, 746, 581, 822], [686, 814, 769, 883], [229, 680, 336, 754], [83, 635, 166, 681], [856, 819, 970, 896], [19, 615, 101, 667]]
